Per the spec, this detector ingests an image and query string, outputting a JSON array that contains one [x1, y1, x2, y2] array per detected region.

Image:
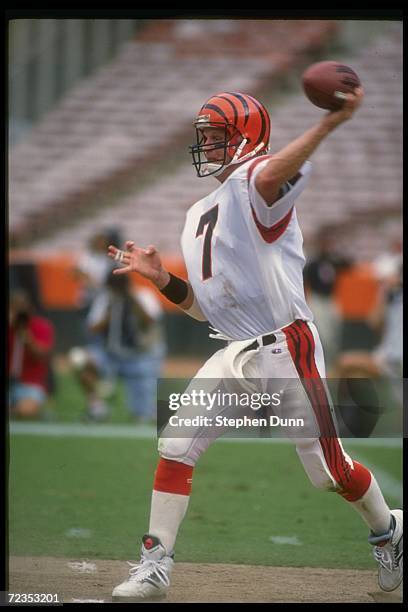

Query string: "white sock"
[[148, 489, 190, 554], [349, 475, 391, 535]]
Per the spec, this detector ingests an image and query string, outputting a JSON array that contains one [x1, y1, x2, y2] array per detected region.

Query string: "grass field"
[[8, 427, 402, 570]]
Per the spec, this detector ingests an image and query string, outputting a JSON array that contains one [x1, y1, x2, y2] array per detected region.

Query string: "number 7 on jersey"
[[196, 204, 219, 280]]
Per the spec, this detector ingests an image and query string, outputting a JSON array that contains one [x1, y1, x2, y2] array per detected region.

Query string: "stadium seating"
[[9, 21, 401, 262]]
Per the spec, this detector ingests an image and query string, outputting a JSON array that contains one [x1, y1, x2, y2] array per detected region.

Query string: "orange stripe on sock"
[[337, 460, 372, 502], [153, 458, 193, 495]]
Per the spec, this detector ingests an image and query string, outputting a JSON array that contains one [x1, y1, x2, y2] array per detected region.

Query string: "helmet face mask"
[[190, 122, 242, 178], [189, 92, 271, 178]]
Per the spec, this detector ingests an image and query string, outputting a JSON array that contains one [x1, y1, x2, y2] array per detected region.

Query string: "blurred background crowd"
[[8, 17, 402, 423]]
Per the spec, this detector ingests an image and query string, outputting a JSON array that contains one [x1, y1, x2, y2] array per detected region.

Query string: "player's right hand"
[[323, 86, 364, 128], [107, 242, 170, 289]]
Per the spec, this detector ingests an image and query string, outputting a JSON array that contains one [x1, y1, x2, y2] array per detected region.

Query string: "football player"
[[109, 88, 402, 600]]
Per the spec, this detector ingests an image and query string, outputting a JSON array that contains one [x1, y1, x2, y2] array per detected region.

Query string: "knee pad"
[[158, 437, 192, 463], [158, 437, 208, 467]]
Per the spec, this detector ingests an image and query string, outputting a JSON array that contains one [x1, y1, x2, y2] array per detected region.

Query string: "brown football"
[[302, 61, 361, 111]]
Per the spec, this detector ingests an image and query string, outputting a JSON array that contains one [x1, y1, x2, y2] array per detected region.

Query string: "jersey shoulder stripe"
[[247, 154, 273, 185], [250, 205, 294, 243]]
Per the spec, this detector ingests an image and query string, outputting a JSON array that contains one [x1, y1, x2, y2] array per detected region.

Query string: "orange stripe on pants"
[[282, 320, 371, 501]]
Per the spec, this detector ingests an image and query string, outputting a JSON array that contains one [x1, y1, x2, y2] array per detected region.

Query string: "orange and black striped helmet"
[[190, 91, 271, 177]]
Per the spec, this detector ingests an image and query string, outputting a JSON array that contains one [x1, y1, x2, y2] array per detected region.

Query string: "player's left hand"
[[107, 241, 170, 289]]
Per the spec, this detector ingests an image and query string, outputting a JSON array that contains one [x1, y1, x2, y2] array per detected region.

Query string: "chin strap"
[[201, 141, 269, 177], [231, 141, 268, 165], [231, 138, 248, 162]]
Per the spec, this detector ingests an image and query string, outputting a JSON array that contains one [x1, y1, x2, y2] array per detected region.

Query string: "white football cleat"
[[369, 509, 403, 592], [112, 534, 174, 601]]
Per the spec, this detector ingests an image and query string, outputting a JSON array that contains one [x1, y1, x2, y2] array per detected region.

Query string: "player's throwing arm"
[[255, 87, 364, 205]]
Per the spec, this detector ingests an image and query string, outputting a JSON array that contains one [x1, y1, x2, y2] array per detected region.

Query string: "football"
[[302, 61, 361, 111]]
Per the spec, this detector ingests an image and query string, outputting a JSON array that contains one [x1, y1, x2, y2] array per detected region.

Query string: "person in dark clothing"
[[72, 273, 166, 422], [303, 226, 352, 369]]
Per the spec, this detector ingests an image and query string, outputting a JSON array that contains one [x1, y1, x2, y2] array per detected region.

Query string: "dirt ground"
[[8, 556, 403, 604]]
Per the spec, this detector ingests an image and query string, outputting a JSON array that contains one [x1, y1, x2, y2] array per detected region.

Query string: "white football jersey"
[[181, 157, 313, 340]]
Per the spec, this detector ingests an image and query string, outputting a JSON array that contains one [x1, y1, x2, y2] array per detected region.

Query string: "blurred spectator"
[[330, 243, 402, 438], [8, 289, 55, 419], [103, 226, 123, 251], [333, 260, 384, 355], [372, 242, 403, 378], [73, 230, 116, 377], [70, 273, 166, 422], [337, 240, 403, 388], [334, 241, 402, 381], [331, 261, 383, 382], [303, 226, 352, 370], [372, 237, 402, 288], [73, 231, 114, 312]]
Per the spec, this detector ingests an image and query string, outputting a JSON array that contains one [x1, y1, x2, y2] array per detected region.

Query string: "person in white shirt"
[[372, 242, 403, 378], [74, 232, 114, 310], [71, 231, 118, 420], [108, 89, 402, 600]]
